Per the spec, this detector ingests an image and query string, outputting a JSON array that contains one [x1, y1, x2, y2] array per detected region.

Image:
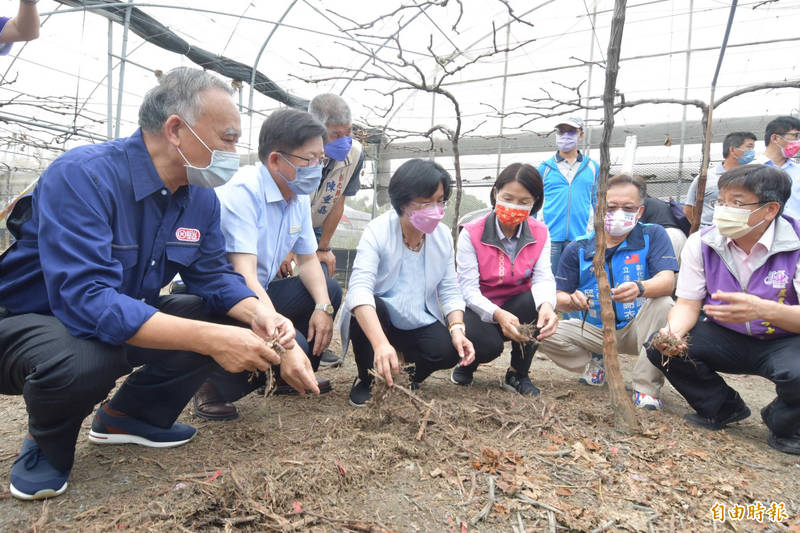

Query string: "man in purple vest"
[[649, 164, 800, 455]]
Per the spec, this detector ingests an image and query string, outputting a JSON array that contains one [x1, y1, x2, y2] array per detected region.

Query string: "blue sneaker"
[[88, 401, 196, 448], [579, 353, 605, 386], [633, 391, 663, 411], [9, 435, 70, 500]]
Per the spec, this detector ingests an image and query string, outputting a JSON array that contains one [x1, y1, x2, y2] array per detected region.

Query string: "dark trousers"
[[209, 274, 342, 403], [350, 297, 460, 384], [463, 290, 540, 375], [646, 320, 800, 437], [0, 295, 220, 471]]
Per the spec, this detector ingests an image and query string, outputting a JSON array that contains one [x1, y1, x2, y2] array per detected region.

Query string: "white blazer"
[[337, 210, 465, 355]]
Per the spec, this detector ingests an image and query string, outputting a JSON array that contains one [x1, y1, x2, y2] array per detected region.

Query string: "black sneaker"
[[501, 369, 540, 397], [683, 404, 751, 431], [319, 349, 343, 367], [450, 365, 474, 386], [767, 431, 800, 455], [762, 404, 800, 454], [348, 378, 371, 407]]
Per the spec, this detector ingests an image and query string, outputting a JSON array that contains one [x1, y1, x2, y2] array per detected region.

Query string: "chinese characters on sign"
[[711, 502, 789, 523]]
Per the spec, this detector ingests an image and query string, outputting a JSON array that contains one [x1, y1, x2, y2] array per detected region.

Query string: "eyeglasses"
[[278, 151, 325, 167], [710, 199, 766, 208], [779, 132, 800, 141], [607, 204, 641, 213], [410, 200, 449, 210]]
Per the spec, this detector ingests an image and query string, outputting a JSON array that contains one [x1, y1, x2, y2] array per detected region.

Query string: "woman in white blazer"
[[340, 159, 475, 406]]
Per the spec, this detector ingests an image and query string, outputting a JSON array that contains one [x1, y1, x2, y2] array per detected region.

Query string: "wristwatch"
[[635, 280, 646, 297], [314, 303, 335, 316]]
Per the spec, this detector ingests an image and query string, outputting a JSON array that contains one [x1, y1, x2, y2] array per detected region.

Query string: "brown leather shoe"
[[193, 380, 239, 421], [274, 376, 332, 395]]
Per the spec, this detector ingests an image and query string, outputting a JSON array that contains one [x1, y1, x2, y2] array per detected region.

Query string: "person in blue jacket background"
[[537, 116, 599, 276]]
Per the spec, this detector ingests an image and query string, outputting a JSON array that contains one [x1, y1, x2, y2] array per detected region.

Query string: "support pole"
[[495, 23, 511, 175], [248, 0, 298, 152], [582, 0, 598, 157], [107, 19, 113, 140], [113, 1, 132, 139], [691, 0, 738, 234], [677, 0, 694, 198]]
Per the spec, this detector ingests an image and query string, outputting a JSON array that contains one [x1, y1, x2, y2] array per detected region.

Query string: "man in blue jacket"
[[537, 117, 599, 275], [0, 68, 317, 500]]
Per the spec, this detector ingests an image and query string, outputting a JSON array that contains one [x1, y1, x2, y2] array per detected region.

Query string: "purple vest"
[[701, 217, 800, 338]]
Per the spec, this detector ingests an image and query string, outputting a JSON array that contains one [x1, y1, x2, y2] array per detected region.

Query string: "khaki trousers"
[[539, 296, 674, 397]]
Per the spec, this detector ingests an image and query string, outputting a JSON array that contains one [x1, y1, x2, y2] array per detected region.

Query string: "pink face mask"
[[407, 203, 445, 234], [781, 140, 800, 159]]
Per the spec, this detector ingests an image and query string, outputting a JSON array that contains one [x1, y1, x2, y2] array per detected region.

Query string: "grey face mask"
[[177, 121, 240, 188]]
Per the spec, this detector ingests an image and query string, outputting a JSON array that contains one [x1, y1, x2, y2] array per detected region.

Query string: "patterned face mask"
[[495, 200, 531, 226]]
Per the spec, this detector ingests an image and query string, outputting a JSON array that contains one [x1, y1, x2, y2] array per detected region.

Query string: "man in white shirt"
[[192, 109, 341, 420]]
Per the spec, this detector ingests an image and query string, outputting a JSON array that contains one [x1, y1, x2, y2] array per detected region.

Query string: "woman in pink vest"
[[455, 163, 559, 395]]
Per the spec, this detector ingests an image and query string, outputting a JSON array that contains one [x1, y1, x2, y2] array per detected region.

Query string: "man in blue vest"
[[539, 174, 677, 409]]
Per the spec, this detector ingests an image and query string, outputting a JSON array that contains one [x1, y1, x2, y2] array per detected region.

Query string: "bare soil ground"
[[1, 341, 799, 533]]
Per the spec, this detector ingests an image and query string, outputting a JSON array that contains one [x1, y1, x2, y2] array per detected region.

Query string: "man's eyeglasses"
[[779, 132, 800, 141], [278, 151, 325, 167], [710, 199, 766, 208], [410, 200, 448, 210]]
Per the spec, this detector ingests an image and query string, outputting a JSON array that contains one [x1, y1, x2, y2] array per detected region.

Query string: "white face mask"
[[604, 209, 638, 237], [177, 120, 240, 188], [712, 204, 766, 239]]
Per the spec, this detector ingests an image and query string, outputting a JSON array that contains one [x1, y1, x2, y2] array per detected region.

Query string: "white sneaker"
[[578, 354, 605, 386], [633, 391, 663, 410]]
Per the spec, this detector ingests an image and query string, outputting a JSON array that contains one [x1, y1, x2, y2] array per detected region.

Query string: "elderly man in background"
[[0, 0, 40, 55], [279, 93, 365, 367]]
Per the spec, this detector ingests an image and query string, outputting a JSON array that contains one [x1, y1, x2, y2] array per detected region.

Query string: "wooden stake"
[[595, 0, 637, 434]]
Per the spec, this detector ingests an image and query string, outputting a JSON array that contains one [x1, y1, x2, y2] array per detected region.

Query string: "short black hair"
[[491, 163, 544, 214], [764, 116, 800, 147], [388, 159, 452, 216], [608, 174, 645, 201], [258, 108, 326, 162], [722, 131, 756, 159], [718, 164, 792, 215]]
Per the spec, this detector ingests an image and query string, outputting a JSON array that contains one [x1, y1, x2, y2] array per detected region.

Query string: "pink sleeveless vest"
[[464, 213, 549, 306]]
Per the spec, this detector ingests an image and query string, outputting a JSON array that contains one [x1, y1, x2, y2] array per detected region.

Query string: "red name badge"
[[175, 227, 201, 242]]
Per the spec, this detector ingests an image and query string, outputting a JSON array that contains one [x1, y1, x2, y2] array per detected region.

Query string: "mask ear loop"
[[180, 118, 214, 155]]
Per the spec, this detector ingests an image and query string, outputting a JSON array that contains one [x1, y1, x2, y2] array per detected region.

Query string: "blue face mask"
[[737, 149, 755, 165], [278, 153, 323, 196], [324, 136, 353, 162], [177, 120, 240, 188]]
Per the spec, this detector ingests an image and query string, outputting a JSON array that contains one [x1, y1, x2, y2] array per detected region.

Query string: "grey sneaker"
[[319, 348, 343, 367], [450, 365, 474, 386]]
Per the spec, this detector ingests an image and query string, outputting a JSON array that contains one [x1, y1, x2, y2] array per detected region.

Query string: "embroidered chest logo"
[[175, 227, 201, 242], [764, 270, 789, 289]]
